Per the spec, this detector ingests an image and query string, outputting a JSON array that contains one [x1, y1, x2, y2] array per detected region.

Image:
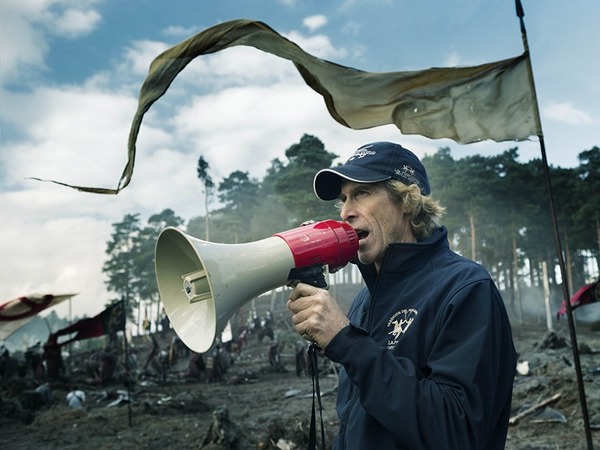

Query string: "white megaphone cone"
[[155, 220, 358, 353]]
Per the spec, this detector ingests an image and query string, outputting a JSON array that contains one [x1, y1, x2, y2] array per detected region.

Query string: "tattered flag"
[[48, 300, 126, 346], [33, 19, 540, 194], [0, 293, 77, 341]]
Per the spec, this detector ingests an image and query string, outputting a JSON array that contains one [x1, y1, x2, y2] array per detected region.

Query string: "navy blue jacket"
[[324, 227, 516, 450]]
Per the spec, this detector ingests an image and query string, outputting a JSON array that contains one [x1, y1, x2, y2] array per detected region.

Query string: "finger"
[[288, 282, 309, 302], [290, 304, 311, 325], [286, 279, 300, 288], [288, 284, 301, 303], [288, 300, 305, 319], [290, 282, 322, 302], [288, 294, 317, 316]]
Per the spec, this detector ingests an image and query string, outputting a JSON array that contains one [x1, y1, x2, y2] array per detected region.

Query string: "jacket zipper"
[[339, 275, 383, 448]]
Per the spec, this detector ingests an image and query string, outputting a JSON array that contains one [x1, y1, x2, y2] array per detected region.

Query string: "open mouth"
[[356, 230, 369, 241]]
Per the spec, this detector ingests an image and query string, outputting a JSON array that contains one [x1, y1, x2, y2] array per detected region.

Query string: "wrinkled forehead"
[[339, 179, 388, 198]]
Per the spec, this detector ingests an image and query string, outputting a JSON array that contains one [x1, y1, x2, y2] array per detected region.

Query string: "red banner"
[[48, 301, 125, 347]]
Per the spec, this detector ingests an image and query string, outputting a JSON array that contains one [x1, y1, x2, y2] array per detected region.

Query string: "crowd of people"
[[0, 307, 298, 407]]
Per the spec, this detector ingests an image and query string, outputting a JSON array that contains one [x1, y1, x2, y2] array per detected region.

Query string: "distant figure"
[[169, 335, 189, 366], [264, 310, 273, 329], [35, 383, 53, 406], [201, 405, 245, 449], [159, 309, 170, 338], [0, 347, 18, 378], [25, 343, 44, 380], [142, 316, 151, 335], [294, 340, 308, 377], [143, 335, 167, 382], [268, 340, 285, 373], [99, 347, 117, 383], [231, 328, 248, 355], [21, 383, 53, 411], [187, 351, 206, 379], [248, 309, 260, 334], [43, 337, 63, 381], [205, 345, 227, 383], [257, 320, 274, 344], [85, 351, 101, 381]]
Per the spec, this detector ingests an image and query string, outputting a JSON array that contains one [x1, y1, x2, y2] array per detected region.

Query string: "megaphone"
[[155, 220, 358, 353]]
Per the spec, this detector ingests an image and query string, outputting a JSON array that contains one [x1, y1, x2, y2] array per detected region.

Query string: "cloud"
[[1, 1, 50, 80], [1, 0, 103, 82], [544, 102, 594, 126], [443, 51, 461, 68], [49, 7, 102, 38], [174, 46, 299, 90], [119, 40, 172, 78], [340, 19, 361, 37], [161, 25, 201, 38], [171, 83, 329, 179], [2, 85, 138, 190], [340, 0, 392, 10], [283, 31, 348, 60], [303, 15, 328, 32]]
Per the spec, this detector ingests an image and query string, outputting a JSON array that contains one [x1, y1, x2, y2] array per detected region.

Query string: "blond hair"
[[384, 179, 445, 241]]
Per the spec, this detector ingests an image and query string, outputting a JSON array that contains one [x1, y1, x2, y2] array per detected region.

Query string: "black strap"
[[307, 343, 326, 450]]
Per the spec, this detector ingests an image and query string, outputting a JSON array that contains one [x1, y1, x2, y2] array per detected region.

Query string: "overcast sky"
[[1, 0, 599, 323]]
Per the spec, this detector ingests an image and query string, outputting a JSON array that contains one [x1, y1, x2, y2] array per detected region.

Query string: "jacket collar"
[[355, 226, 448, 291]]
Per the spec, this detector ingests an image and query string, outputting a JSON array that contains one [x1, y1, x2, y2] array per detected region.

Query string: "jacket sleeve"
[[324, 279, 516, 450]]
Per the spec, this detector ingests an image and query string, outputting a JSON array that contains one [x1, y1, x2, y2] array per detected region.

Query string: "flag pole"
[[515, 1, 593, 448], [121, 297, 133, 427]]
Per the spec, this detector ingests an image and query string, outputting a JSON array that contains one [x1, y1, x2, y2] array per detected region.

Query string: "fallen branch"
[[509, 392, 562, 425]]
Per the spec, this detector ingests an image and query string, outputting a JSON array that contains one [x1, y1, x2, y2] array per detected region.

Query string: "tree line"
[[102, 134, 600, 330]]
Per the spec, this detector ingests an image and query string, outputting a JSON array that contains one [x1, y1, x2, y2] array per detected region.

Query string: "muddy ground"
[[2, 319, 600, 450]]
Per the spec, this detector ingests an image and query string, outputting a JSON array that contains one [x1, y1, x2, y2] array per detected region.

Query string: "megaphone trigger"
[[288, 264, 329, 289]]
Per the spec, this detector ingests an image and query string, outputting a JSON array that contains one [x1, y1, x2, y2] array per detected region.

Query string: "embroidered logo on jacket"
[[387, 308, 418, 349]]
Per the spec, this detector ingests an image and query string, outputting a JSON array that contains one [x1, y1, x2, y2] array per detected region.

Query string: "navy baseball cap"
[[313, 141, 431, 200]]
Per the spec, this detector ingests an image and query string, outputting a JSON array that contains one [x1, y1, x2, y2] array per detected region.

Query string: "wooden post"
[[542, 261, 553, 332]]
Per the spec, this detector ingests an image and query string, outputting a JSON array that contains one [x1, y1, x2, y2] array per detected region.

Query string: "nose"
[[339, 200, 356, 222]]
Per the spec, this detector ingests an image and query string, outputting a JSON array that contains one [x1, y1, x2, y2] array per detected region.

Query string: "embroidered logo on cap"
[[394, 165, 421, 189], [347, 145, 376, 161]]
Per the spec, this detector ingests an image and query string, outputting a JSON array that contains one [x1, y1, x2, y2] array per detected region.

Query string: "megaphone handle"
[[287, 264, 329, 289], [287, 264, 327, 449]]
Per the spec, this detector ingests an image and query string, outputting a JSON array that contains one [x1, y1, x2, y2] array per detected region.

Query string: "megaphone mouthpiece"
[[274, 220, 358, 272]]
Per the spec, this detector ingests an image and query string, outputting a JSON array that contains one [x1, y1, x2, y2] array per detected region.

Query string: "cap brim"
[[313, 167, 391, 201]]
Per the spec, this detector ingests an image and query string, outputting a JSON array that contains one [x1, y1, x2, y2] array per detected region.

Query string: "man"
[[287, 141, 516, 450]]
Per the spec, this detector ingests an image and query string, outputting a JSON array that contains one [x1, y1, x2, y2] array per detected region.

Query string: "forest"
[[101, 134, 600, 331]]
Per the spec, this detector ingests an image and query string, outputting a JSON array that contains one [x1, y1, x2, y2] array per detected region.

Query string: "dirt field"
[[1, 319, 600, 450]]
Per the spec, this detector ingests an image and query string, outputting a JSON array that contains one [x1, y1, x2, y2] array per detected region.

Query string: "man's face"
[[339, 181, 414, 271]]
